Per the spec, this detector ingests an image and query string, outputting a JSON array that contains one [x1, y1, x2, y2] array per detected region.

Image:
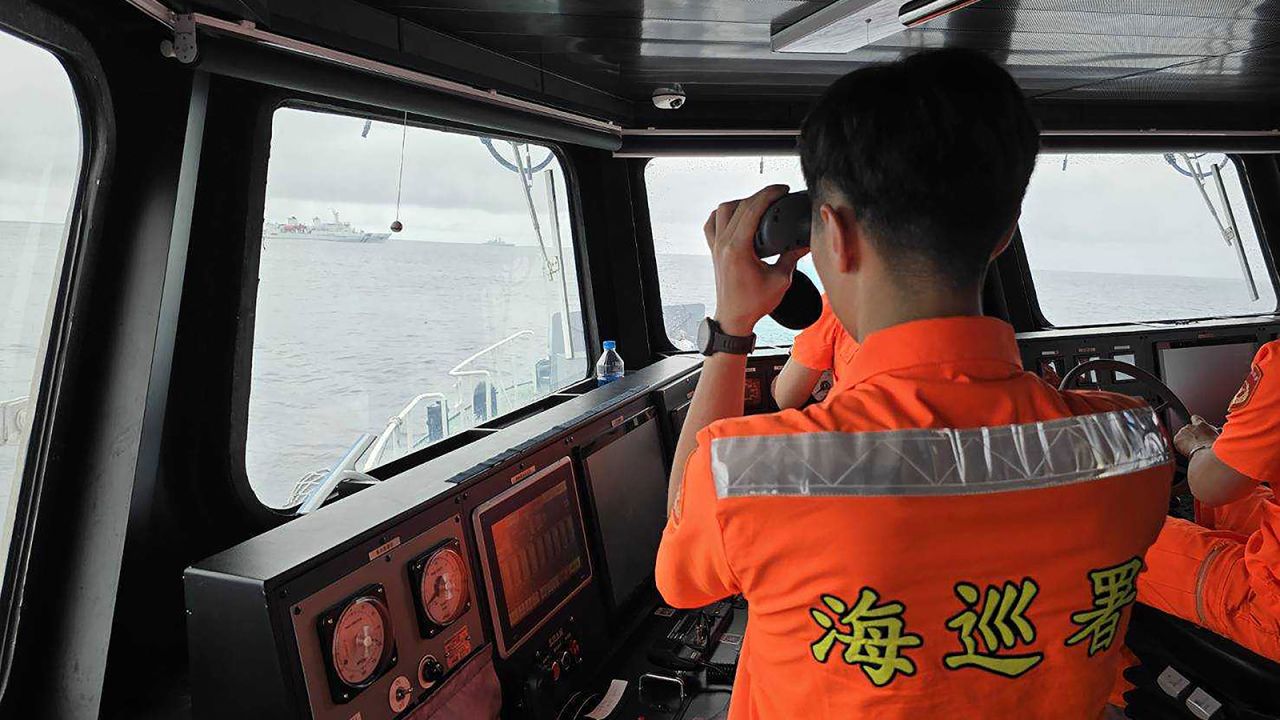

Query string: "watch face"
[[697, 318, 713, 354]]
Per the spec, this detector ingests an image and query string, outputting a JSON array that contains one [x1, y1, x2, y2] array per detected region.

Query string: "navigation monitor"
[[1157, 340, 1258, 428], [583, 415, 668, 609], [474, 457, 592, 657]]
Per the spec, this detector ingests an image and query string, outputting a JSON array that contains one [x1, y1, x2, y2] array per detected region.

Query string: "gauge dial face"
[[420, 547, 470, 627], [331, 597, 390, 687]]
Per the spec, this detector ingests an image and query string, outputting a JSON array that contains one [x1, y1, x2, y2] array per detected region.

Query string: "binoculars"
[[754, 190, 811, 259], [753, 191, 822, 330]]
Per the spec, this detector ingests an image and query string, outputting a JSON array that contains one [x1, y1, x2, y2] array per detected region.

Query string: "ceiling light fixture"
[[771, 0, 985, 54]]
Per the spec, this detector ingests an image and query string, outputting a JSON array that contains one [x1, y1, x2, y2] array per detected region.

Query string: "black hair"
[[799, 48, 1040, 289]]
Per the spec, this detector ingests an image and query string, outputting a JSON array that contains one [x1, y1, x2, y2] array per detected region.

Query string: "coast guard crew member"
[[771, 294, 859, 409], [654, 50, 1172, 720], [1138, 342, 1280, 660]]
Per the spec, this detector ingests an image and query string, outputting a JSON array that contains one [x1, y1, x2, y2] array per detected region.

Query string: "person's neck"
[[854, 278, 984, 342]]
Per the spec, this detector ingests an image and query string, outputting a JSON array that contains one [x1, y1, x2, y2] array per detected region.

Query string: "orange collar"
[[843, 316, 1023, 387]]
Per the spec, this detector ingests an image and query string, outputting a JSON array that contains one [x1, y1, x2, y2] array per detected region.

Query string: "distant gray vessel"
[[263, 210, 390, 243]]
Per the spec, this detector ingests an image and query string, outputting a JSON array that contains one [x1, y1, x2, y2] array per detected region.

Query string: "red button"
[[569, 640, 581, 657], [549, 661, 561, 682]]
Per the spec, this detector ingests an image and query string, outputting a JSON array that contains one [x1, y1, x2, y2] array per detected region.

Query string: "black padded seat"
[[1124, 604, 1280, 719]]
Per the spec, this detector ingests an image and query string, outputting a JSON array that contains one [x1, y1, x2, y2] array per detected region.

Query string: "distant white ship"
[[263, 211, 390, 243], [484, 237, 513, 247]]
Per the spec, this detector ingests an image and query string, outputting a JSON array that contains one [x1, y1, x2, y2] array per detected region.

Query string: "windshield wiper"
[[1208, 162, 1260, 301], [1166, 153, 1260, 302]]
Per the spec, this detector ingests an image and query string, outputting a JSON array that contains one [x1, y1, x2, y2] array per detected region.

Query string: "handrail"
[[121, 2, 623, 137], [448, 330, 535, 377], [296, 433, 376, 515], [364, 393, 446, 470]]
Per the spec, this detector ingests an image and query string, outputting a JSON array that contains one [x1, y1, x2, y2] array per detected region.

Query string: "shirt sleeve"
[[789, 296, 837, 371], [1215, 343, 1280, 483], [655, 428, 739, 608]]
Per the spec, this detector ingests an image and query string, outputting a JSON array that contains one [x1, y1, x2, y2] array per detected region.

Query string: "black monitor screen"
[[584, 415, 668, 609], [1157, 341, 1257, 428], [475, 457, 591, 657]]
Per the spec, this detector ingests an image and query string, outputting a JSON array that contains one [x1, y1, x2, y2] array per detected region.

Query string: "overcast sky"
[[0, 30, 81, 224], [0, 23, 1263, 285], [646, 152, 1262, 281], [265, 108, 573, 247]]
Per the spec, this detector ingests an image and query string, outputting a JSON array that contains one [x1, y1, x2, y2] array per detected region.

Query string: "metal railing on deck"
[[1, 397, 29, 447], [360, 330, 540, 471]]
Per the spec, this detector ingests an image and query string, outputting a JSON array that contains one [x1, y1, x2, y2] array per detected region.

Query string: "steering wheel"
[[1059, 359, 1192, 496]]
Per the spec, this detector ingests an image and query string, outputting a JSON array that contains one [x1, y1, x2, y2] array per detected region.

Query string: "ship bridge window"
[[1019, 153, 1277, 327], [645, 156, 821, 350], [248, 107, 587, 509], [0, 30, 83, 582]]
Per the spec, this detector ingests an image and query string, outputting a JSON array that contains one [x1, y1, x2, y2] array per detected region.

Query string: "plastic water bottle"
[[596, 340, 625, 386]]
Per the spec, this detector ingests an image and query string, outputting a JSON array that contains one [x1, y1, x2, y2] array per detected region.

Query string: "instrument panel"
[[185, 357, 704, 720], [1018, 322, 1280, 425], [289, 513, 483, 719]]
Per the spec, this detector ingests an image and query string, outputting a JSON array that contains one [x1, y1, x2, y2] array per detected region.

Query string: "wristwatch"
[[1188, 443, 1214, 462], [697, 317, 756, 357]]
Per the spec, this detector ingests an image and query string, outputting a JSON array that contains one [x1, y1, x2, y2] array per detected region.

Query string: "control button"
[[549, 660, 561, 682], [1185, 687, 1223, 720], [418, 655, 445, 689], [1156, 666, 1190, 698], [388, 675, 413, 713], [568, 639, 581, 658]]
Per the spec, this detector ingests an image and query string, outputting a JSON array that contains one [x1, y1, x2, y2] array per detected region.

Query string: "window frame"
[[233, 98, 595, 514], [629, 156, 678, 354], [637, 152, 817, 353], [1016, 152, 1280, 330], [0, 3, 112, 701]]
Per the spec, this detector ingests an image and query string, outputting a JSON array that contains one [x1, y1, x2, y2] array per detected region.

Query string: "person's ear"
[[991, 215, 1020, 260], [820, 203, 860, 274]]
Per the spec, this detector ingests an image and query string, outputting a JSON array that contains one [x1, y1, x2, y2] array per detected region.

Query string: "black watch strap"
[[699, 317, 756, 356]]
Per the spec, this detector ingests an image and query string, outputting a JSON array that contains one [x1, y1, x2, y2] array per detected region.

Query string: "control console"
[[288, 513, 483, 720]]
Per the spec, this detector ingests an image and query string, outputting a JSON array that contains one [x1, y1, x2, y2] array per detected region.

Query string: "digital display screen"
[[1113, 353, 1137, 382], [475, 457, 591, 657], [584, 417, 668, 609], [491, 481, 585, 627], [1158, 341, 1258, 428]]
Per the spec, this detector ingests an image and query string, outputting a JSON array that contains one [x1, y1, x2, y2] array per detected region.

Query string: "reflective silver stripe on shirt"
[[710, 407, 1170, 498]]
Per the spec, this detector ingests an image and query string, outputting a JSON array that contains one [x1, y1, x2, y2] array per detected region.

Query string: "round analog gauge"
[[420, 547, 470, 627], [331, 596, 391, 687]]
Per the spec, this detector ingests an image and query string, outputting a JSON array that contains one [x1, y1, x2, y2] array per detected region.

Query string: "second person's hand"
[[705, 185, 810, 336], [1174, 415, 1220, 457]]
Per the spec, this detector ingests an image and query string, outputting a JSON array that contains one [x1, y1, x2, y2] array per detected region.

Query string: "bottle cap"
[[602, 340, 617, 351]]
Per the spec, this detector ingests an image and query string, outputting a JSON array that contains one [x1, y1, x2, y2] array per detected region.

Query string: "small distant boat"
[[263, 210, 390, 243], [484, 237, 514, 247]]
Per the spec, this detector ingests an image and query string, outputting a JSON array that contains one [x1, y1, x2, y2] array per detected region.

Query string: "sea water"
[[0, 221, 1256, 509]]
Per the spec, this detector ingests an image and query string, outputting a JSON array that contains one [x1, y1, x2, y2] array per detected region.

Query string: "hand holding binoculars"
[[752, 190, 822, 330]]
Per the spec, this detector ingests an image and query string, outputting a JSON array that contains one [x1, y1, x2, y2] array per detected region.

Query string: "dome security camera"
[[652, 87, 687, 110]]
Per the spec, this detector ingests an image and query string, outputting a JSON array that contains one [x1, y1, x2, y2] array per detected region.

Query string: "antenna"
[[391, 111, 407, 233]]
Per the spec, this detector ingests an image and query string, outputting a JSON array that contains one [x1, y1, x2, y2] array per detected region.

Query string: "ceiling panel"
[[357, 0, 1280, 104], [191, 0, 1280, 124]]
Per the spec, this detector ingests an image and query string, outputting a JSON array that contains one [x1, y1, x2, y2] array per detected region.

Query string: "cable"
[[391, 110, 407, 232]]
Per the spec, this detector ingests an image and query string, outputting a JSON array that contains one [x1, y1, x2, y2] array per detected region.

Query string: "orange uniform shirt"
[[1203, 340, 1280, 618], [656, 317, 1172, 720], [789, 294, 859, 385]]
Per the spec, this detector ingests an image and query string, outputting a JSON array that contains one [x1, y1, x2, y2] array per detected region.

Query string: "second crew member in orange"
[[772, 293, 860, 408], [1137, 341, 1280, 660], [655, 50, 1171, 720]]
